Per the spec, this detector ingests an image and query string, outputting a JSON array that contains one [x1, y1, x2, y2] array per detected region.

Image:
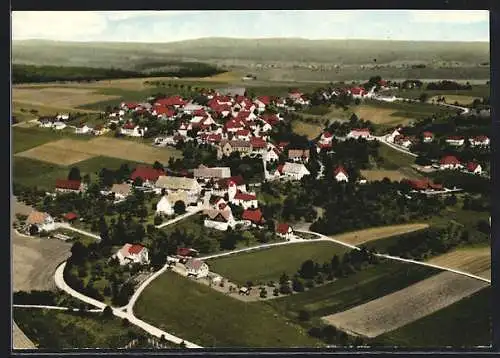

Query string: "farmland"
[[373, 287, 491, 347], [13, 309, 147, 349], [267, 261, 440, 320], [328, 223, 429, 246], [360, 169, 408, 182], [207, 241, 350, 285], [292, 120, 324, 139], [13, 127, 92, 154], [134, 271, 321, 347], [15, 137, 182, 166], [426, 246, 491, 280], [322, 271, 488, 338]]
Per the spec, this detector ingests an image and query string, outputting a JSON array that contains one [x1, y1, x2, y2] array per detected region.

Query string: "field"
[[134, 271, 321, 347], [426, 246, 491, 280], [428, 95, 479, 106], [388, 84, 490, 101], [268, 261, 440, 320], [13, 156, 143, 190], [373, 287, 491, 347], [352, 105, 413, 126], [13, 87, 120, 111], [292, 120, 324, 139], [322, 271, 489, 338], [15, 137, 181, 166], [13, 309, 147, 349], [360, 169, 408, 182], [377, 143, 423, 179], [329, 223, 429, 246], [13, 321, 37, 349], [207, 241, 350, 285], [12, 127, 92, 154]]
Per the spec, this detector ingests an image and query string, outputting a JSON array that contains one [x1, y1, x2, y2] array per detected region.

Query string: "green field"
[[267, 261, 441, 320], [134, 271, 321, 347], [387, 84, 490, 101], [13, 156, 141, 190], [363, 99, 458, 120], [13, 308, 148, 349], [377, 144, 417, 170], [372, 287, 491, 347], [207, 242, 350, 285], [12, 127, 92, 154]]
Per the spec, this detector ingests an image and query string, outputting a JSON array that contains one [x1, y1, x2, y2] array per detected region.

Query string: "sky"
[[11, 10, 490, 43]]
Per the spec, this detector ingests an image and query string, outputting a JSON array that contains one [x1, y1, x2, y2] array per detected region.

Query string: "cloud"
[[99, 11, 190, 21], [12, 11, 108, 40], [410, 10, 489, 24]]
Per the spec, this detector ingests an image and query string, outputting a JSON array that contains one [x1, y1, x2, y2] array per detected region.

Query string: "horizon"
[[12, 10, 490, 43]]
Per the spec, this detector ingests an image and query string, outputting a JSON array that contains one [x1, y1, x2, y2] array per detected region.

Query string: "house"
[[26, 211, 56, 233], [130, 166, 165, 186], [92, 125, 108, 136], [203, 208, 235, 231], [39, 118, 54, 128], [156, 195, 174, 216], [250, 137, 267, 154], [154, 106, 176, 120], [176, 247, 198, 258], [63, 212, 78, 222], [193, 165, 231, 180], [318, 131, 334, 145], [254, 96, 271, 111], [405, 179, 443, 192], [52, 121, 67, 130], [347, 128, 371, 140], [469, 136, 490, 147], [394, 135, 415, 149], [229, 189, 258, 210], [439, 155, 463, 170], [276, 223, 294, 240], [422, 131, 434, 143], [217, 140, 252, 159], [445, 136, 465, 147], [264, 147, 280, 162], [278, 162, 310, 180], [235, 129, 251, 141], [56, 113, 70, 121], [242, 208, 264, 226], [110, 183, 132, 200], [214, 175, 247, 195], [75, 124, 91, 134], [155, 176, 202, 204], [55, 179, 85, 193], [185, 258, 209, 278], [466, 162, 482, 175], [350, 87, 367, 98], [386, 128, 402, 143], [333, 166, 349, 182], [114, 244, 149, 266], [120, 123, 147, 137], [288, 149, 310, 162]]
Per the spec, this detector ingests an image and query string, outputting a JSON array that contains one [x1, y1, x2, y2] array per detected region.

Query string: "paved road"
[[155, 207, 203, 229], [55, 223, 101, 241]]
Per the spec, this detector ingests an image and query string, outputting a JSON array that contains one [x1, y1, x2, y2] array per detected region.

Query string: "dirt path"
[[12, 321, 37, 349], [426, 247, 491, 280], [322, 271, 489, 338], [329, 223, 429, 246]]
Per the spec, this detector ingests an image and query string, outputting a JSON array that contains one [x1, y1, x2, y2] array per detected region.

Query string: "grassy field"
[[329, 223, 429, 246], [292, 120, 324, 139], [134, 271, 321, 347], [15, 137, 182, 166], [12, 127, 92, 154], [372, 287, 491, 347], [376, 144, 423, 182], [360, 169, 408, 182], [13, 156, 142, 190], [207, 242, 350, 285], [427, 246, 491, 280], [13, 308, 147, 349], [388, 84, 490, 101], [267, 261, 441, 320]]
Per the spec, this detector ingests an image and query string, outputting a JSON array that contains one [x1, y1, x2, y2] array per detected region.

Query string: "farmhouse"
[[75, 124, 92, 134], [193, 165, 231, 180], [439, 155, 463, 170], [405, 179, 443, 192], [264, 147, 280, 162], [217, 140, 252, 159], [469, 136, 490, 147], [276, 162, 310, 180], [110, 183, 132, 200], [26, 211, 56, 233], [156, 195, 174, 216], [114, 244, 149, 266], [347, 128, 372, 140], [288, 149, 310, 162], [466, 162, 482, 175], [185, 258, 209, 279], [55, 179, 85, 193], [120, 123, 147, 137], [130, 166, 165, 186], [155, 176, 202, 204], [203, 208, 235, 231], [242, 208, 264, 226], [228, 180, 258, 209], [214, 175, 247, 195], [276, 223, 294, 240], [445, 136, 465, 147], [334, 166, 349, 182]]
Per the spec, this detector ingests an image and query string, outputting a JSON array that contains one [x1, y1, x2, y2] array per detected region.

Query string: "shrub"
[[298, 310, 310, 322], [153, 215, 163, 226]]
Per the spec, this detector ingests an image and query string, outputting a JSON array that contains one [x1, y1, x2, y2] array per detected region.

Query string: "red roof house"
[[64, 212, 78, 221], [176, 247, 198, 257], [250, 136, 267, 149], [55, 179, 82, 191], [242, 208, 264, 224], [439, 155, 461, 165], [277, 223, 293, 235], [130, 166, 165, 182]]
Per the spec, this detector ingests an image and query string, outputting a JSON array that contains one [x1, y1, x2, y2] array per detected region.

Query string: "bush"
[[298, 310, 310, 321], [153, 215, 163, 226], [273, 287, 279, 296], [260, 288, 267, 298], [102, 305, 113, 318], [279, 283, 292, 295], [305, 280, 315, 289]]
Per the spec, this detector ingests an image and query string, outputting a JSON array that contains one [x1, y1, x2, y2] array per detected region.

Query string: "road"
[[154, 207, 203, 229], [13, 304, 103, 312], [55, 223, 101, 241]]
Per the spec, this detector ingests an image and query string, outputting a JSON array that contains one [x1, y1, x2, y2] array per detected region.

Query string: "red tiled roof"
[[236, 129, 251, 136], [447, 136, 464, 140], [64, 212, 78, 220], [242, 209, 263, 224], [472, 135, 489, 142], [130, 166, 165, 182], [422, 131, 433, 137], [155, 106, 175, 116], [350, 87, 366, 95], [262, 114, 280, 125], [256, 96, 271, 105], [277, 223, 291, 234], [439, 155, 461, 165], [351, 128, 370, 133], [234, 191, 257, 201], [218, 175, 245, 188], [250, 136, 267, 148], [334, 166, 348, 177], [225, 118, 246, 129], [128, 244, 145, 255], [125, 102, 139, 109], [177, 247, 197, 257], [322, 131, 333, 138], [467, 162, 480, 172], [56, 179, 81, 190], [123, 122, 136, 130], [276, 164, 285, 174], [155, 96, 186, 107]]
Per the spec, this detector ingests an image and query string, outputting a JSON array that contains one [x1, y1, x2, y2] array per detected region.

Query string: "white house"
[[26, 211, 56, 233], [155, 176, 202, 204], [185, 258, 209, 278], [121, 123, 147, 137], [39, 119, 54, 128], [469, 136, 490, 148], [422, 131, 434, 143], [276, 223, 294, 240], [227, 181, 258, 209], [277, 162, 311, 180], [114, 244, 149, 266], [386, 128, 402, 143], [56, 113, 70, 121], [439, 156, 463, 170], [445, 136, 465, 147], [52, 121, 67, 130], [203, 208, 236, 231], [75, 124, 91, 134], [347, 128, 372, 140], [264, 147, 280, 162], [466, 162, 482, 175], [334, 166, 349, 182], [156, 195, 174, 216]]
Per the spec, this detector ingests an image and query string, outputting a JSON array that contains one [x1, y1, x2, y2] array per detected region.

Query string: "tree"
[[298, 310, 310, 321], [419, 93, 429, 103], [102, 305, 113, 318], [173, 200, 186, 215], [133, 177, 144, 187], [68, 167, 81, 181], [153, 161, 163, 170], [154, 215, 163, 226], [29, 224, 39, 236], [82, 174, 91, 184], [292, 277, 305, 292], [179, 341, 186, 348], [260, 288, 267, 298]]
